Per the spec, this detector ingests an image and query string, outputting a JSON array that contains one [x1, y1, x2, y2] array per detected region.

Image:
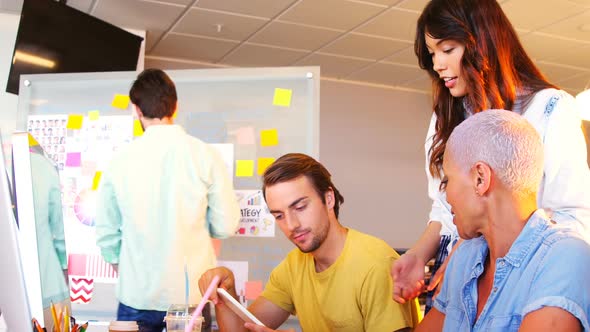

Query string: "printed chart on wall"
[[27, 115, 69, 170], [235, 190, 275, 237]]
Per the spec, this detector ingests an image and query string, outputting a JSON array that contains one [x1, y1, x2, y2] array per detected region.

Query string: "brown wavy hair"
[[415, 0, 556, 177]]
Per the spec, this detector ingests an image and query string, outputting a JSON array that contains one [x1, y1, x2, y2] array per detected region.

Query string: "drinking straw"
[[185, 276, 219, 332]]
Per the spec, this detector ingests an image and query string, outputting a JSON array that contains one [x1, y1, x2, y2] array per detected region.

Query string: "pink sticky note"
[[245, 280, 263, 300], [66, 152, 82, 167], [81, 161, 97, 177], [231, 127, 255, 145], [211, 239, 222, 257], [67, 253, 87, 275]]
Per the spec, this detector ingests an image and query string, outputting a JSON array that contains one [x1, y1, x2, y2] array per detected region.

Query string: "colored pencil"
[[32, 318, 43, 332], [50, 302, 60, 332], [63, 307, 69, 332]]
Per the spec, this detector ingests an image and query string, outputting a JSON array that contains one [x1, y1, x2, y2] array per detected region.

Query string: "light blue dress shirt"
[[96, 125, 240, 311], [434, 210, 590, 331]]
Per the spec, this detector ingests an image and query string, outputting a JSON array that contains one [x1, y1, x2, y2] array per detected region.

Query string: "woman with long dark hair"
[[391, 0, 590, 311]]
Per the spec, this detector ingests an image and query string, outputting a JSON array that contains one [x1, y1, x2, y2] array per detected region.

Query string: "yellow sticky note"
[[257, 157, 275, 175], [28, 134, 39, 147], [133, 119, 144, 137], [66, 114, 84, 130], [236, 160, 254, 177], [260, 129, 279, 147], [92, 171, 102, 191], [273, 88, 292, 107], [88, 110, 100, 121], [112, 94, 130, 109]]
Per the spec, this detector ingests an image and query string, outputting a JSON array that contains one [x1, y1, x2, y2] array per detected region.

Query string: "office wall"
[[319, 80, 431, 249]]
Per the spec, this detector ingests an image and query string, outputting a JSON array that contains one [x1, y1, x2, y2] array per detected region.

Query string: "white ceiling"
[[1, 0, 590, 94]]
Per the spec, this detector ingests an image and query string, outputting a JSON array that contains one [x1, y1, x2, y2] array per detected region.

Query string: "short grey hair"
[[446, 109, 544, 197]]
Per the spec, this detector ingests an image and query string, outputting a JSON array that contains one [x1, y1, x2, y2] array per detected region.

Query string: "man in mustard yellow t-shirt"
[[200, 153, 421, 331]]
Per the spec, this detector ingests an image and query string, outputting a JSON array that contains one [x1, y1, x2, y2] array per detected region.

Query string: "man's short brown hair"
[[262, 153, 344, 218]]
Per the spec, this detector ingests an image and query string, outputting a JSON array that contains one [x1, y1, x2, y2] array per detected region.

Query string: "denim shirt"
[[434, 210, 590, 331]]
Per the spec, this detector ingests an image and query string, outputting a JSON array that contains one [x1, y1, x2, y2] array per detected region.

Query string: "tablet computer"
[[217, 288, 266, 326]]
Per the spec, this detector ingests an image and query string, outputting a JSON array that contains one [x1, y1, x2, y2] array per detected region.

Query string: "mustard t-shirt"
[[261, 228, 421, 331]]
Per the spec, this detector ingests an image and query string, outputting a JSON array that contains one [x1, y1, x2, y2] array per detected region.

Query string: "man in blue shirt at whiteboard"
[[96, 69, 240, 332]]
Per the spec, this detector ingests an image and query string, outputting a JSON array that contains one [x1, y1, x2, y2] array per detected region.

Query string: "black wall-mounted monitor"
[[6, 0, 143, 94]]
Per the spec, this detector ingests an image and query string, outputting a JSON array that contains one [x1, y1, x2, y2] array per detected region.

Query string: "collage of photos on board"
[[28, 115, 68, 170]]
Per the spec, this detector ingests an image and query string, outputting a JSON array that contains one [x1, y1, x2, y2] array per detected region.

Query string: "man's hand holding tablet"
[[216, 288, 265, 326], [199, 267, 293, 332]]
